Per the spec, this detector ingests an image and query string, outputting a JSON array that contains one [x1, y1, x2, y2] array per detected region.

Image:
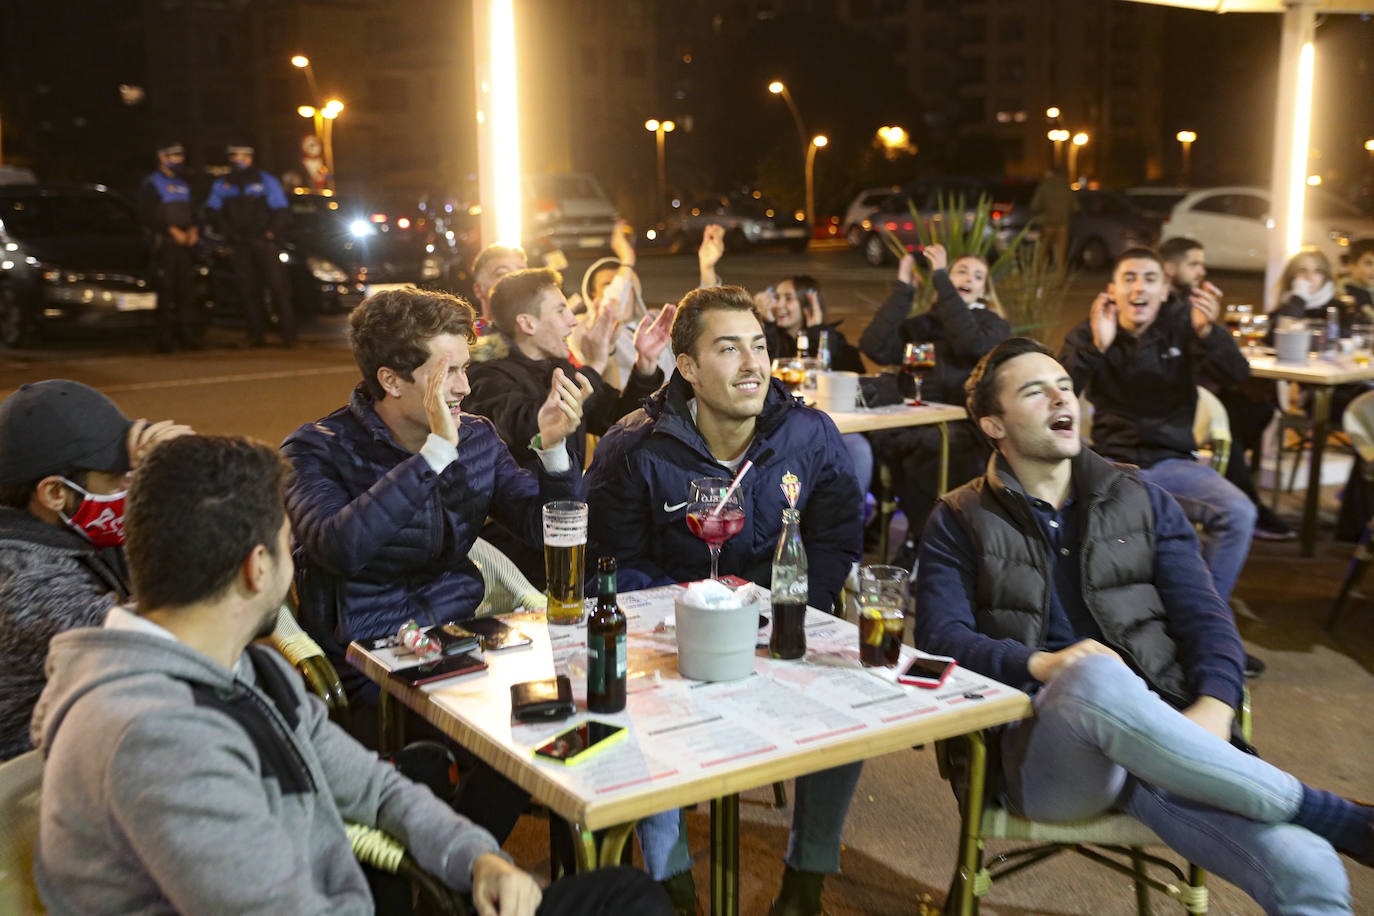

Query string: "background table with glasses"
[[347, 584, 1028, 915], [1247, 354, 1374, 556]]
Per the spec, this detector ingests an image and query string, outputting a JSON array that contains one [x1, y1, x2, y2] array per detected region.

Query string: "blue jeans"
[[842, 433, 873, 499], [1139, 458, 1257, 601], [636, 762, 863, 880], [1001, 655, 1350, 914]]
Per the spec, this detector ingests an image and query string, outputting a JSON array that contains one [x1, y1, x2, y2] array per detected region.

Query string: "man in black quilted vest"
[[915, 338, 1368, 912]]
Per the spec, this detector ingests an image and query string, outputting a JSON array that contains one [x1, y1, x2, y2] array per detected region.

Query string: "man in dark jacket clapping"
[[586, 285, 862, 916]]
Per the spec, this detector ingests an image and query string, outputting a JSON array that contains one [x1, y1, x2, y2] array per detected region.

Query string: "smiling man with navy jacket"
[[586, 285, 862, 916]]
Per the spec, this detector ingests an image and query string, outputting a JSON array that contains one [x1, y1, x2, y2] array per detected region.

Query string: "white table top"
[[1247, 354, 1374, 386], [822, 401, 967, 434], [347, 585, 1028, 830]]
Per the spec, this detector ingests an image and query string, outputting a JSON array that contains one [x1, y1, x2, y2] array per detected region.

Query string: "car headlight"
[[307, 256, 348, 283], [421, 255, 441, 280], [349, 219, 375, 238]]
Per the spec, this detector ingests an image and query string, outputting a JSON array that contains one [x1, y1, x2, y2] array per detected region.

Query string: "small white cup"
[[817, 371, 860, 411]]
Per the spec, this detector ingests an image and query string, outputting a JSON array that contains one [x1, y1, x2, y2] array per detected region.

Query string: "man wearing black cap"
[[205, 143, 294, 347], [0, 380, 190, 760], [137, 142, 204, 351]]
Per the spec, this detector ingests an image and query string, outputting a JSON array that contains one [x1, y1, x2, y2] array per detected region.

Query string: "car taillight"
[[991, 209, 1004, 221], [902, 221, 915, 231], [370, 213, 387, 223], [531, 197, 557, 214], [884, 221, 898, 232]]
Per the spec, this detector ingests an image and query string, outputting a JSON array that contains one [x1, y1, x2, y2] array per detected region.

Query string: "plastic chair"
[[937, 690, 1252, 915], [0, 751, 43, 915], [1327, 390, 1374, 631], [1193, 386, 1232, 477]]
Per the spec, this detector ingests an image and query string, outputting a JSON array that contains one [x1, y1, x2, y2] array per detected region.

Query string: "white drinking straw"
[[709, 459, 754, 518]]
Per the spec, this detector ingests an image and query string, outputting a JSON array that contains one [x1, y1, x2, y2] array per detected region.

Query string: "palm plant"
[[995, 243, 1078, 345]]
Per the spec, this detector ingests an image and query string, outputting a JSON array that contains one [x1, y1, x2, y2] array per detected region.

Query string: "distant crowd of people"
[[2, 206, 1373, 915]]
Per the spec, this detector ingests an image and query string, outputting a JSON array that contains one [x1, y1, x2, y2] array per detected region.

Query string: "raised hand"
[[924, 243, 948, 272], [897, 253, 919, 287], [633, 304, 676, 374], [1189, 281, 1223, 339], [804, 289, 824, 328], [610, 218, 636, 267], [698, 224, 726, 286], [577, 299, 619, 375], [125, 418, 195, 469], [423, 354, 459, 446], [1090, 289, 1118, 352], [537, 368, 594, 449]]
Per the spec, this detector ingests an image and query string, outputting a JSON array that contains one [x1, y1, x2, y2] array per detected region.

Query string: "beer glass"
[[543, 500, 587, 625], [857, 564, 908, 667]]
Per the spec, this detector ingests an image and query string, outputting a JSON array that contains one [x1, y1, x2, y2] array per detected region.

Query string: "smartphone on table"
[[532, 720, 627, 765], [391, 651, 488, 686], [897, 654, 956, 688], [450, 617, 533, 652]]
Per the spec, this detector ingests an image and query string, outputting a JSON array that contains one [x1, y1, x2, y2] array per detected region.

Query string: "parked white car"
[[1160, 186, 1374, 272], [841, 186, 899, 247]]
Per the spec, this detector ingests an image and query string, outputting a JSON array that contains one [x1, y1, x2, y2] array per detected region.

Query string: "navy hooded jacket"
[[586, 372, 861, 609], [281, 385, 581, 673]]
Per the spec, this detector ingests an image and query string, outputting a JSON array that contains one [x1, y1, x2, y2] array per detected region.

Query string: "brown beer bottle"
[[587, 556, 627, 713]]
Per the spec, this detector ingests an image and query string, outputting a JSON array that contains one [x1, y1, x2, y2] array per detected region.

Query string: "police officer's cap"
[[226, 143, 255, 157], [156, 142, 184, 158]]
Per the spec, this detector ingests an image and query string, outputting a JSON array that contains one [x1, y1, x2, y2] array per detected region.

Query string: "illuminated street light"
[[323, 99, 344, 116], [766, 79, 808, 149], [877, 125, 907, 148], [1046, 106, 1060, 119], [298, 105, 316, 119], [291, 55, 310, 69], [1285, 42, 1314, 256], [1176, 130, 1197, 185], [1047, 129, 1070, 168], [804, 134, 828, 233], [1068, 132, 1090, 183], [1307, 174, 1322, 187], [768, 81, 784, 95], [645, 118, 677, 223]]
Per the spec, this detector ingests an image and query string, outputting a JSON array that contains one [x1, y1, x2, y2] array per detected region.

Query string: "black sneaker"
[[1253, 505, 1296, 541], [1244, 653, 1267, 679]]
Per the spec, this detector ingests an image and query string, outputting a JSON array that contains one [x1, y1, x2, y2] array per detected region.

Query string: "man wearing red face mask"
[[0, 380, 191, 760]]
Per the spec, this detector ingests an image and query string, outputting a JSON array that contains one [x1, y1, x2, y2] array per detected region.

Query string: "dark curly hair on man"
[[348, 288, 476, 401]]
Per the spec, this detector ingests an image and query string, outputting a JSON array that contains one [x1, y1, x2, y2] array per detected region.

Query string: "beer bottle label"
[[614, 633, 627, 678], [587, 642, 605, 692]]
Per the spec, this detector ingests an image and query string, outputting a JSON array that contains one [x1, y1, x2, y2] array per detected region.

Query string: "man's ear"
[[376, 366, 402, 398], [978, 413, 1005, 443], [31, 476, 69, 513], [676, 352, 699, 385], [514, 310, 538, 337], [241, 543, 271, 595]]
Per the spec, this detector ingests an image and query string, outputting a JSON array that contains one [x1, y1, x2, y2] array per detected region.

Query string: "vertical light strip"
[[1286, 41, 1313, 256], [489, 0, 522, 246]]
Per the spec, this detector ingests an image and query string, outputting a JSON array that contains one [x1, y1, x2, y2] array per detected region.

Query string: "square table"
[[821, 401, 969, 559], [348, 585, 1028, 915], [1247, 354, 1374, 555]]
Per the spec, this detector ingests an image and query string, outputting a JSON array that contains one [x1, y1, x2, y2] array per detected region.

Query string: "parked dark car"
[[856, 177, 1039, 266], [201, 191, 451, 328], [0, 184, 157, 348], [667, 191, 811, 253], [1068, 190, 1157, 270]]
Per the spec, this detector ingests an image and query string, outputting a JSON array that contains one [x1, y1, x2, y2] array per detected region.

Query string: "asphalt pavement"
[[2, 245, 1368, 913]]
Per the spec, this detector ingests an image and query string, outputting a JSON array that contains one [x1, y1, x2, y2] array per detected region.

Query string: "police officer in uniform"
[[205, 143, 294, 346], [136, 142, 202, 351]]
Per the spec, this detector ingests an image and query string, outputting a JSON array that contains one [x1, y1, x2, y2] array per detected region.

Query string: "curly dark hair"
[[670, 285, 764, 358], [348, 288, 476, 400], [964, 337, 1056, 423], [125, 436, 289, 610]]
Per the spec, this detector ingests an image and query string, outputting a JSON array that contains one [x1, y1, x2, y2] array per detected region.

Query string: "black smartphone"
[[453, 617, 533, 652], [430, 625, 482, 657], [391, 651, 487, 686], [897, 654, 956, 688], [532, 720, 627, 765]]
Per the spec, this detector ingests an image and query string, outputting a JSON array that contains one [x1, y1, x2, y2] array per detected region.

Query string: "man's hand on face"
[[1090, 290, 1118, 352], [924, 243, 948, 272], [471, 853, 542, 916], [126, 419, 195, 469], [577, 300, 619, 375], [537, 368, 594, 449], [633, 304, 677, 375], [1027, 638, 1123, 683], [610, 218, 636, 268], [1181, 695, 1235, 742], [1189, 281, 1223, 339], [424, 354, 460, 446]]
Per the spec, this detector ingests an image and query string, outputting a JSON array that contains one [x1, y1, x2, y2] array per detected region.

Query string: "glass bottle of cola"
[[769, 508, 808, 659], [587, 556, 627, 713]]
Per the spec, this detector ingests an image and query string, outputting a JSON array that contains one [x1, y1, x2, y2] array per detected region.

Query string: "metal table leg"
[[937, 421, 950, 495], [569, 821, 639, 871], [710, 794, 740, 916], [1300, 387, 1332, 557]]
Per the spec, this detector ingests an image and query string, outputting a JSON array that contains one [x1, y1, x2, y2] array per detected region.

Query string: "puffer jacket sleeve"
[[799, 415, 863, 608], [281, 426, 441, 578], [929, 270, 1009, 361], [586, 421, 670, 589]]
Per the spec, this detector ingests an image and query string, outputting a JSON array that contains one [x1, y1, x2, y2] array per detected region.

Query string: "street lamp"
[[767, 80, 808, 150], [290, 54, 322, 107], [1176, 130, 1197, 185], [645, 118, 675, 223], [1067, 131, 1089, 182], [1046, 106, 1060, 120], [805, 134, 827, 230], [1366, 139, 1374, 163], [1047, 129, 1070, 168], [319, 99, 343, 183]]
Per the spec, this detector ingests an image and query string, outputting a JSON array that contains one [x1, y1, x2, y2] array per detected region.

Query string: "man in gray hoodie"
[[31, 434, 668, 915]]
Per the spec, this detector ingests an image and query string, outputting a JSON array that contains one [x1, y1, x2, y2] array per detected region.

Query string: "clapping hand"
[[126, 418, 194, 469], [924, 243, 948, 272], [536, 368, 594, 450], [803, 290, 824, 328], [610, 219, 636, 267], [698, 224, 725, 286], [633, 304, 676, 375], [1090, 289, 1118, 351], [576, 300, 619, 375], [897, 253, 920, 287], [1189, 280, 1223, 339]]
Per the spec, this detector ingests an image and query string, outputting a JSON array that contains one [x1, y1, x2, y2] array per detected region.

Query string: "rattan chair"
[[1193, 387, 1232, 477], [0, 750, 43, 915], [1327, 390, 1374, 631], [937, 690, 1252, 915]]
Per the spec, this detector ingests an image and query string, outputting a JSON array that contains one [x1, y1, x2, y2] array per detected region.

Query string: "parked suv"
[[667, 191, 811, 253], [523, 173, 617, 257]]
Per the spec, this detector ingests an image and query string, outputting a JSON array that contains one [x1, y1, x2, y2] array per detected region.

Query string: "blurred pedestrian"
[[205, 143, 294, 347], [1030, 167, 1078, 273], [136, 142, 203, 351]]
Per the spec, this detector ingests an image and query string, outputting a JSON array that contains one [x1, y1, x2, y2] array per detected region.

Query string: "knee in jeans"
[[1043, 654, 1144, 710]]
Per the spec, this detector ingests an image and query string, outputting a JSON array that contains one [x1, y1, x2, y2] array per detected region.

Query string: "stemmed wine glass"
[[685, 477, 745, 580], [902, 342, 936, 405]]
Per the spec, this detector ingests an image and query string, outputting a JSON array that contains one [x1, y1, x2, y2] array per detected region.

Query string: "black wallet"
[[510, 676, 576, 722]]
